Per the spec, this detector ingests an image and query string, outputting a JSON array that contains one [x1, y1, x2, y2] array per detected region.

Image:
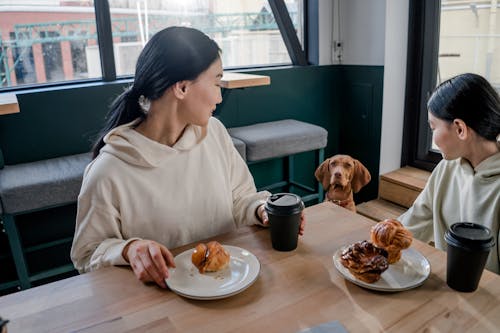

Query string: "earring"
[[138, 95, 151, 114]]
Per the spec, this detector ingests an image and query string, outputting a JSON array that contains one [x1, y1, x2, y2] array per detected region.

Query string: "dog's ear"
[[351, 159, 371, 193], [314, 158, 331, 190]]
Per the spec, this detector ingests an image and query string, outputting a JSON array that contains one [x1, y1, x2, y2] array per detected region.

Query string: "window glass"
[[432, 0, 500, 150], [0, 1, 100, 88], [107, 0, 303, 77]]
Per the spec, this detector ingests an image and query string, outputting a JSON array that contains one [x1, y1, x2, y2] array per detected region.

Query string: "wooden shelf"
[[220, 72, 271, 89], [0, 93, 20, 115], [379, 166, 430, 208]]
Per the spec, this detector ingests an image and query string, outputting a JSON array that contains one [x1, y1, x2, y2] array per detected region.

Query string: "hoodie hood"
[[100, 118, 207, 167], [459, 151, 500, 180]]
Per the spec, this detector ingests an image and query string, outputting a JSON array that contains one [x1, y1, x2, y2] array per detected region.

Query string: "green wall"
[[0, 64, 384, 293]]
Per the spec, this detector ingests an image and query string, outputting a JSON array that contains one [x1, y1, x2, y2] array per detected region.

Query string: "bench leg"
[[286, 155, 294, 192], [316, 148, 325, 203], [2, 214, 31, 289]]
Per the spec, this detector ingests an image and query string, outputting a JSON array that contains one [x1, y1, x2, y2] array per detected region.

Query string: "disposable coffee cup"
[[444, 222, 495, 292], [265, 193, 304, 251]]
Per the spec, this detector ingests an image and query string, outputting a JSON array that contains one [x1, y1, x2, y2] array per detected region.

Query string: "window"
[[402, 0, 499, 170], [105, 0, 303, 77], [0, 1, 100, 88], [0, 0, 305, 89]]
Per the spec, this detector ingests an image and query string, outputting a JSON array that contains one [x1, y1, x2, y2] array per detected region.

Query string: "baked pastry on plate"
[[191, 241, 230, 274], [340, 240, 389, 283], [371, 219, 413, 264]]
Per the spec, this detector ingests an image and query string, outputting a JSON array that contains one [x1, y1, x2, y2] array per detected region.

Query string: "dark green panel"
[[338, 65, 384, 203], [0, 83, 128, 164]]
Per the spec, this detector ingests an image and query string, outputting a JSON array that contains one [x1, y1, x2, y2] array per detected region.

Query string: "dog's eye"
[[345, 163, 353, 168]]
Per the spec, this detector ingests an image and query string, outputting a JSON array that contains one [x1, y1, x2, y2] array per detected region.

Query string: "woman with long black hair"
[[71, 27, 305, 288]]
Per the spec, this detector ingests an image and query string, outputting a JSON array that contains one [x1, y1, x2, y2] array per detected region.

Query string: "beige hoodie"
[[399, 152, 500, 274], [71, 117, 270, 273]]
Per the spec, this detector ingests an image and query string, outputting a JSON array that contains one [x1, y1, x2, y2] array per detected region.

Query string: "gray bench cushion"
[[231, 137, 246, 161], [0, 153, 91, 214], [228, 119, 328, 162]]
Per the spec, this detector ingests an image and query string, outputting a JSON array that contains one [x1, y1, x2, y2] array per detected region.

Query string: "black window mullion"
[[268, 0, 308, 66], [402, 0, 441, 171], [305, 0, 319, 65], [94, 0, 116, 81]]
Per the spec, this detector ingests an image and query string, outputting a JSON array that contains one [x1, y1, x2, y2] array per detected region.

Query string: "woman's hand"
[[122, 239, 176, 288], [257, 204, 306, 235]]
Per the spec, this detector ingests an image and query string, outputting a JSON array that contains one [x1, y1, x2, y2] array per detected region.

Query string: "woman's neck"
[[464, 137, 499, 169], [135, 96, 187, 147]]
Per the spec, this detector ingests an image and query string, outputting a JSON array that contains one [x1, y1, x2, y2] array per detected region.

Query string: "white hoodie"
[[399, 152, 500, 274], [71, 117, 270, 273]]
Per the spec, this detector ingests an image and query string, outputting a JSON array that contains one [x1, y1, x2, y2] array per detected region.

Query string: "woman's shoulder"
[[208, 116, 227, 132], [81, 153, 124, 188]]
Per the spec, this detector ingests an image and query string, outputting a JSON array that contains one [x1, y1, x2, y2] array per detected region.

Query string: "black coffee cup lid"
[[444, 222, 495, 250], [265, 193, 304, 216]]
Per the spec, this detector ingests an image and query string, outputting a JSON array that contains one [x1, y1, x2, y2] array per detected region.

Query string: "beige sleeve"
[[398, 173, 436, 244], [220, 126, 270, 227], [70, 197, 140, 273]]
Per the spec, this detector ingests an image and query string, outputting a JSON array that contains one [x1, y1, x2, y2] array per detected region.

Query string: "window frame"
[[402, 0, 442, 171], [0, 0, 311, 92]]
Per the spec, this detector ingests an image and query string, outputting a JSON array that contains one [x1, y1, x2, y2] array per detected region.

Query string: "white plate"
[[333, 245, 431, 292], [166, 245, 260, 300]]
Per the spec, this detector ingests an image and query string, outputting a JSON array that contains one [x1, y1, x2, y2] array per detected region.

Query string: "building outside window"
[[0, 0, 303, 89]]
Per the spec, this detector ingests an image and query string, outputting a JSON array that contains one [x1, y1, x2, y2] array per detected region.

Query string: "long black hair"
[[427, 73, 500, 143], [92, 26, 221, 158]]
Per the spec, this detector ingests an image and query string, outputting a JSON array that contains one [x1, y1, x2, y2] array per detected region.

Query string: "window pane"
[[438, 1, 500, 91], [108, 0, 303, 76], [432, 0, 500, 150], [0, 1, 100, 89]]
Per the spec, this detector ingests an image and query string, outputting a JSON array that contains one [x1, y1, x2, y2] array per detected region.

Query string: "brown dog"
[[314, 154, 371, 212]]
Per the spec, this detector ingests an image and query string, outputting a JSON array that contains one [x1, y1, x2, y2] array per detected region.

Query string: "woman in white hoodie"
[[71, 27, 305, 288], [399, 73, 500, 274]]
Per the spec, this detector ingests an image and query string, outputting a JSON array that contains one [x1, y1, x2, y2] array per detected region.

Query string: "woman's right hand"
[[122, 239, 176, 288]]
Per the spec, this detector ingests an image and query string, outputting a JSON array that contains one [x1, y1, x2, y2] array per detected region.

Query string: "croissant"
[[340, 240, 389, 283], [370, 219, 413, 264], [191, 241, 230, 273]]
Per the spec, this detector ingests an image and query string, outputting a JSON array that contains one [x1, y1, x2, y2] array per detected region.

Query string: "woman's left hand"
[[257, 204, 306, 235]]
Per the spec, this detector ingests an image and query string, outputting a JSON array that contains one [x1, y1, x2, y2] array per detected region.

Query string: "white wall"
[[318, 0, 334, 65], [318, 0, 386, 65], [318, 0, 408, 174], [379, 0, 409, 174], [333, 0, 386, 65]]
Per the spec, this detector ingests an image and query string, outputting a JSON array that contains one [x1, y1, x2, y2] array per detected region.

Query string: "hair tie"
[[138, 95, 151, 114]]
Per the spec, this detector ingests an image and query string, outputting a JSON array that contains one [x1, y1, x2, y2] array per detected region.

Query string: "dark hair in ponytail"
[[427, 73, 500, 142], [92, 26, 221, 158]]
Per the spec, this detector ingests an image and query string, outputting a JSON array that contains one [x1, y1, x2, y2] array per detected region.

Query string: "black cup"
[[265, 193, 304, 251], [444, 222, 495, 292]]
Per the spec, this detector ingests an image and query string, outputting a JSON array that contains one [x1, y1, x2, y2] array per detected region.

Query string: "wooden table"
[[1, 203, 499, 332]]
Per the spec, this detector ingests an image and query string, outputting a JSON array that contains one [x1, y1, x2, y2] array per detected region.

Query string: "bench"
[[0, 138, 250, 292], [228, 119, 328, 204], [0, 153, 92, 290]]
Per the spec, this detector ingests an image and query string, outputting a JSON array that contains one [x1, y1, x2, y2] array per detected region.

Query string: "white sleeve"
[[398, 172, 436, 244], [70, 193, 140, 273]]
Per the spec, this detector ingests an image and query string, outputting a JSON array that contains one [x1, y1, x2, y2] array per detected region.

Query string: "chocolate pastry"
[[340, 240, 389, 283]]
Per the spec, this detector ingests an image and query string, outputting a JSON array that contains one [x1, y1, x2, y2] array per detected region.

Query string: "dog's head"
[[314, 154, 371, 193]]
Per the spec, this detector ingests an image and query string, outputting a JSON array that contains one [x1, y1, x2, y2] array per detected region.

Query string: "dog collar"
[[330, 198, 350, 207]]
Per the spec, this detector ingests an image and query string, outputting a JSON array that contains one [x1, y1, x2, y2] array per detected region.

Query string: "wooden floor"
[[356, 166, 431, 222]]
